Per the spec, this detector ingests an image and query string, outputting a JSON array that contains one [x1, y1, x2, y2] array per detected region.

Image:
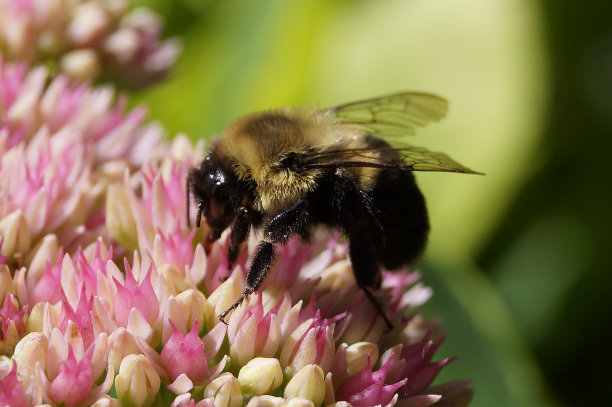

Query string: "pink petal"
[[0, 362, 29, 406]]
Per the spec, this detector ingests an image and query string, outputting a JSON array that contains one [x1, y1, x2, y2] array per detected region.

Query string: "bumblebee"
[[188, 92, 479, 327]]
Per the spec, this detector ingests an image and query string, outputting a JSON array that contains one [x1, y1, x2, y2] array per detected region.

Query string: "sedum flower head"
[[0, 58, 168, 265], [0, 60, 472, 406], [0, 0, 180, 86]]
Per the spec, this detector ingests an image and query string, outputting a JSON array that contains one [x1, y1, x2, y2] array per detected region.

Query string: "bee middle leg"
[[218, 199, 309, 323]]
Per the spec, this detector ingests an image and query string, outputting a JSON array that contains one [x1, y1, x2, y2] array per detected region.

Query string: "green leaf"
[[421, 260, 556, 407]]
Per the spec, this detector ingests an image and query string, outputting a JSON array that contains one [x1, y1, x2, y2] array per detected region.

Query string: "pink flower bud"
[[0, 294, 27, 354], [0, 360, 29, 406], [28, 247, 64, 307], [58, 287, 94, 348], [280, 313, 336, 376], [48, 346, 94, 407], [228, 294, 282, 366], [381, 335, 456, 399], [336, 357, 405, 407], [161, 320, 208, 384], [113, 261, 159, 328]]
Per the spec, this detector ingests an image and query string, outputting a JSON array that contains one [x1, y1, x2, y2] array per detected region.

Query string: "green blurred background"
[[131, 0, 612, 405]]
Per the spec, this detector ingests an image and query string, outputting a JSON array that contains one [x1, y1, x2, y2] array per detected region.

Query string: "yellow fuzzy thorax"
[[210, 107, 377, 214]]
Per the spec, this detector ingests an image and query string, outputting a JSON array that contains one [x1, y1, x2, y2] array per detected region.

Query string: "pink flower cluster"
[[0, 0, 180, 86], [0, 59, 166, 258], [0, 57, 472, 406]]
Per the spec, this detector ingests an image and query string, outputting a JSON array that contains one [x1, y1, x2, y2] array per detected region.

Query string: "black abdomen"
[[370, 169, 429, 269]]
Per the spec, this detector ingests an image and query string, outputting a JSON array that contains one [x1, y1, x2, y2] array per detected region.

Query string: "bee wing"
[[302, 145, 481, 174], [398, 146, 481, 173], [328, 92, 448, 137]]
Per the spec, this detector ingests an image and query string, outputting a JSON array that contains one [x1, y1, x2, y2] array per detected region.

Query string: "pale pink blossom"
[[161, 320, 208, 384], [0, 0, 180, 86], [57, 288, 96, 348], [279, 311, 338, 376], [0, 360, 29, 406], [0, 59, 168, 261], [28, 325, 115, 407], [113, 261, 159, 328], [47, 346, 95, 407], [227, 294, 292, 366], [0, 293, 27, 354], [383, 334, 455, 400], [335, 357, 406, 407]]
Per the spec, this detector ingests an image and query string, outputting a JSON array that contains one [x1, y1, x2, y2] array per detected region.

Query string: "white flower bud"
[[246, 395, 285, 407], [12, 332, 48, 374], [345, 342, 379, 377], [284, 365, 325, 407], [115, 354, 160, 407], [60, 49, 101, 82], [238, 357, 283, 396], [203, 372, 242, 407], [283, 398, 315, 407], [0, 211, 31, 258]]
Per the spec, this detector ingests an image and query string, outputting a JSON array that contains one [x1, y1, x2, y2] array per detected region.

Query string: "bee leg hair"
[[263, 199, 310, 243]]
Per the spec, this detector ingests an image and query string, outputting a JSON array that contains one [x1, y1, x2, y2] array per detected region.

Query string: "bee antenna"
[[186, 172, 192, 228]]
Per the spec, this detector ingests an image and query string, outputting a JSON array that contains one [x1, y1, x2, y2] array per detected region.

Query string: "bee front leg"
[[224, 206, 251, 280], [218, 199, 309, 323]]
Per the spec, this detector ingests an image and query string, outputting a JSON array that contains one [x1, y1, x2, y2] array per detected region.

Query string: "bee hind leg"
[[347, 232, 394, 331], [332, 169, 393, 330]]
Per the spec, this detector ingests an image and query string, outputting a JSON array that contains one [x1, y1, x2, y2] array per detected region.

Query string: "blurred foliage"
[[478, 0, 612, 405], [130, 0, 610, 405]]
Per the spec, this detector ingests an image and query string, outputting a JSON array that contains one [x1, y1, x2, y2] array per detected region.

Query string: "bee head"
[[189, 155, 241, 241]]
